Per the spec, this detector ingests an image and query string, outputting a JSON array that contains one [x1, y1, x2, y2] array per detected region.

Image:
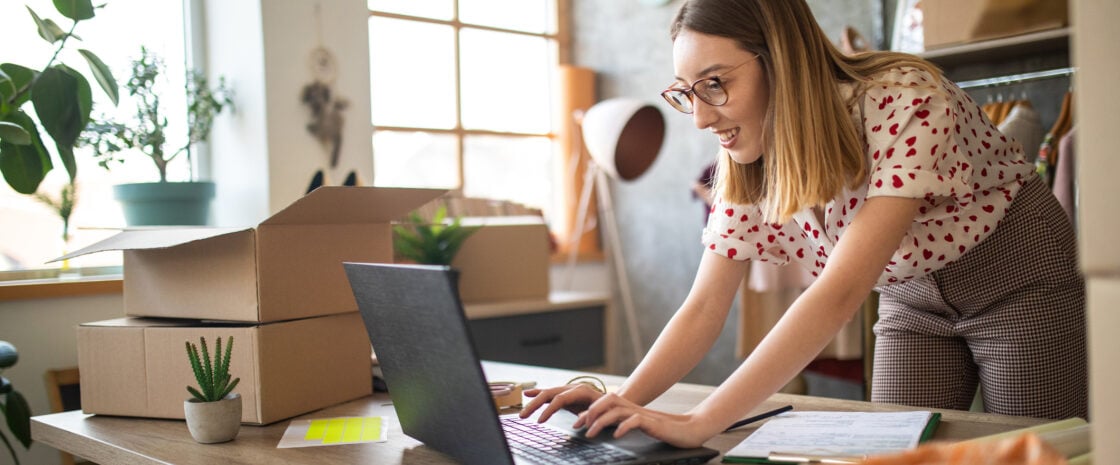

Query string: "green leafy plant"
[[0, 0, 118, 194], [0, 341, 32, 465], [393, 206, 479, 265], [80, 46, 233, 182], [185, 336, 240, 403]]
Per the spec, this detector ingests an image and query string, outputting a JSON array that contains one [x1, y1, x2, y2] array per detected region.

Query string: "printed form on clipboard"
[[724, 410, 941, 464]]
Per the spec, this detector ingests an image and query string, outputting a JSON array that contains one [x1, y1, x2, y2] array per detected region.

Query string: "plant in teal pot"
[[80, 46, 233, 226]]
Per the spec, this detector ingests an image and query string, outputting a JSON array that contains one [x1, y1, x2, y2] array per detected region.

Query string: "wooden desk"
[[32, 361, 1047, 465]]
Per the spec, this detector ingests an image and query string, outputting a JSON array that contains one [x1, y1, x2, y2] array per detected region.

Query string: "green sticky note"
[[362, 417, 382, 441], [323, 418, 346, 444], [343, 417, 364, 442], [305, 419, 328, 440]]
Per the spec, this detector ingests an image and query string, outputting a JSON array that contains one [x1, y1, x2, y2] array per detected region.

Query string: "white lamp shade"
[[580, 98, 666, 181]]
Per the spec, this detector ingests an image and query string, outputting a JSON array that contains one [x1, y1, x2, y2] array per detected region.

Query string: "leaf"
[[4, 390, 33, 448], [0, 111, 52, 194], [26, 6, 61, 43], [0, 64, 37, 112], [78, 49, 118, 106], [53, 0, 95, 20], [32, 65, 91, 181], [0, 122, 30, 145]]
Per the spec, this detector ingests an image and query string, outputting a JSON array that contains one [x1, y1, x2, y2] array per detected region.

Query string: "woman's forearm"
[[617, 253, 747, 406]]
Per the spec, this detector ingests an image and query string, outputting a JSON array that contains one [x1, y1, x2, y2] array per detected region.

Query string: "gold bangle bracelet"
[[566, 375, 607, 394]]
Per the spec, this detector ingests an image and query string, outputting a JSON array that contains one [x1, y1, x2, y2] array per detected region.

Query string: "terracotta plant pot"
[[184, 393, 242, 444]]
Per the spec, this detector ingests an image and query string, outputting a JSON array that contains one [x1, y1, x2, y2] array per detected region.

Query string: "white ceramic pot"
[[184, 393, 242, 444]]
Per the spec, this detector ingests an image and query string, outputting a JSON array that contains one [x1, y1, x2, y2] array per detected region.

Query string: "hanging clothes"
[[998, 101, 1045, 164], [1053, 127, 1077, 225]]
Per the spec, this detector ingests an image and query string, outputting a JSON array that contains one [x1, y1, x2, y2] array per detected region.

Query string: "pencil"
[[724, 404, 794, 432]]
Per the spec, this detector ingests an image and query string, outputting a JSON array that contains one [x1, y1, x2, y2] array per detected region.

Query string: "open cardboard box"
[[58, 187, 445, 322], [445, 216, 551, 303], [77, 312, 372, 425]]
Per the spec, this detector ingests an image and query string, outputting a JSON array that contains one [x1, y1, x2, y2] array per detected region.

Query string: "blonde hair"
[[671, 0, 942, 223]]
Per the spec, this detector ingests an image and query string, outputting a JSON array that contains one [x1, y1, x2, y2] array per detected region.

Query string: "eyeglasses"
[[660, 56, 759, 114]]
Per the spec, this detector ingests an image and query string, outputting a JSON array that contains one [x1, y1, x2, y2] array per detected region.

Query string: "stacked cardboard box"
[[922, 0, 1068, 50], [61, 186, 445, 424]]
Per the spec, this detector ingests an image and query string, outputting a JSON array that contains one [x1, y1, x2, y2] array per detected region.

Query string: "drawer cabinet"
[[468, 305, 605, 370]]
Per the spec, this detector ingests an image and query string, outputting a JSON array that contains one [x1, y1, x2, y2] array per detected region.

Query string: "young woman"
[[519, 0, 1087, 449]]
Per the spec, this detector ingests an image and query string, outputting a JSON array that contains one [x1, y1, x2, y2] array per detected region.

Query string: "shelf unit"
[[918, 27, 1070, 68]]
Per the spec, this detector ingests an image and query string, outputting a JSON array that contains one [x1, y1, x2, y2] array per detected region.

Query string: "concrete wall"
[[568, 0, 882, 382]]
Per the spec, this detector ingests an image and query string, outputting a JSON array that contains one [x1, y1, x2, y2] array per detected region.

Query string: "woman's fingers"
[[519, 384, 601, 422]]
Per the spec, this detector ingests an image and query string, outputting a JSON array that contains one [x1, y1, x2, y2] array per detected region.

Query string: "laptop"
[[343, 262, 720, 465]]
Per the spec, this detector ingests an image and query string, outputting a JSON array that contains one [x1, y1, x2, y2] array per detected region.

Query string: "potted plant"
[[80, 46, 233, 226], [393, 206, 478, 265], [183, 336, 241, 444], [0, 0, 118, 196], [0, 341, 32, 465]]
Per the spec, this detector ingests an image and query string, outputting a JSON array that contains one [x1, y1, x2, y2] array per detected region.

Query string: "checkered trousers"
[[872, 175, 1087, 420]]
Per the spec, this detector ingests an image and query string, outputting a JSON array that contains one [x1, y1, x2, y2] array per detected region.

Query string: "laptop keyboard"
[[501, 417, 637, 465]]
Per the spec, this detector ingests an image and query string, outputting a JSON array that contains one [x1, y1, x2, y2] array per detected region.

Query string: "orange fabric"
[[860, 433, 1068, 465]]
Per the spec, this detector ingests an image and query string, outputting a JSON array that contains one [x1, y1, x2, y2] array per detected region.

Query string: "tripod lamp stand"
[[567, 98, 666, 367]]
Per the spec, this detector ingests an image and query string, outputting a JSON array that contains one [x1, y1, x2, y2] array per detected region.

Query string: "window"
[[0, 0, 189, 273], [367, 0, 561, 217]]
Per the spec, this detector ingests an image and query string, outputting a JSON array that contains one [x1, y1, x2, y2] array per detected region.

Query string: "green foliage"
[[393, 206, 479, 265], [79, 47, 233, 183], [0, 340, 32, 465], [185, 336, 240, 403], [0, 0, 118, 194]]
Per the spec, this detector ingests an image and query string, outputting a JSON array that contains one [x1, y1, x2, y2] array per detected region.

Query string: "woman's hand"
[[575, 393, 716, 449], [519, 383, 604, 423]]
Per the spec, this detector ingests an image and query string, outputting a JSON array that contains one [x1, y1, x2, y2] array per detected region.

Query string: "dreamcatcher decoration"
[[300, 3, 349, 169]]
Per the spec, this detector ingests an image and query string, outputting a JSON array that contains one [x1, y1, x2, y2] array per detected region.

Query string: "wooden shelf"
[[919, 27, 1070, 67]]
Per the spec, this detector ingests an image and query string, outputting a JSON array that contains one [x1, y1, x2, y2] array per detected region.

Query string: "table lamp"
[[566, 98, 665, 366]]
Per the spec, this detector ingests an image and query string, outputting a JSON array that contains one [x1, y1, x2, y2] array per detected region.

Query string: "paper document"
[[726, 411, 937, 461], [277, 416, 389, 448]]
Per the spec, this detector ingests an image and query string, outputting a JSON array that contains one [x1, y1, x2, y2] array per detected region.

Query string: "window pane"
[[459, 0, 556, 34], [369, 18, 456, 129], [463, 135, 553, 212], [367, 0, 453, 20], [373, 131, 459, 189], [460, 29, 554, 134]]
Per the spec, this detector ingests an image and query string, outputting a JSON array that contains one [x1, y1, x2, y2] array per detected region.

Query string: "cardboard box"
[[452, 216, 550, 303], [77, 312, 372, 425], [59, 187, 444, 322], [922, 0, 1068, 49]]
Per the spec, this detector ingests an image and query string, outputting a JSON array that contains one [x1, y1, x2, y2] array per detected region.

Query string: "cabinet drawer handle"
[[519, 334, 562, 347]]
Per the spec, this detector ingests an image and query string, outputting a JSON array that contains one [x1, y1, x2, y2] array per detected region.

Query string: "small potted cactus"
[[183, 336, 241, 443]]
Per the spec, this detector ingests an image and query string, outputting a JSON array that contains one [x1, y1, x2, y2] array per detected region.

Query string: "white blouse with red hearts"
[[702, 67, 1035, 288]]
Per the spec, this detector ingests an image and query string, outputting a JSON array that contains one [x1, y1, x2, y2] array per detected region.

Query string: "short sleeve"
[[701, 198, 793, 265], [862, 69, 971, 203]]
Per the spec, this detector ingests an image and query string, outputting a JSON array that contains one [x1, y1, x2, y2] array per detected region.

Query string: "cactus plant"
[[184, 336, 240, 403]]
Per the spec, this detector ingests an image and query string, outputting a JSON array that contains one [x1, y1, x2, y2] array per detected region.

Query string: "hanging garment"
[[1045, 92, 1074, 166], [993, 99, 1017, 125], [998, 101, 1045, 164], [1053, 127, 1077, 225]]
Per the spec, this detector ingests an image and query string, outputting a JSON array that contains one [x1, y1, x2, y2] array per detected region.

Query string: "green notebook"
[[723, 411, 942, 464]]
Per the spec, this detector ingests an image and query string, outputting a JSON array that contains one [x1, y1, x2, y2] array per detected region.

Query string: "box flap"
[[80, 317, 259, 328], [260, 186, 446, 226], [53, 227, 249, 262]]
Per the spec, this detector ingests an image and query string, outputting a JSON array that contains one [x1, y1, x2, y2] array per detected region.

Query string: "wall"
[[1073, 0, 1120, 456], [0, 294, 123, 465], [569, 0, 882, 382], [204, 0, 374, 227]]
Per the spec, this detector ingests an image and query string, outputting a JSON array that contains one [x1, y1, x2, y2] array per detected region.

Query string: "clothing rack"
[[956, 67, 1077, 90]]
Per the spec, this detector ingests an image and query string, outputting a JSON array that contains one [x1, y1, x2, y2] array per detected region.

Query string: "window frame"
[[368, 1, 600, 261], [367, 1, 566, 196]]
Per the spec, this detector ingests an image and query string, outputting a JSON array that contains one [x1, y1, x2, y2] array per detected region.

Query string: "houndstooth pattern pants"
[[872, 175, 1087, 419]]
